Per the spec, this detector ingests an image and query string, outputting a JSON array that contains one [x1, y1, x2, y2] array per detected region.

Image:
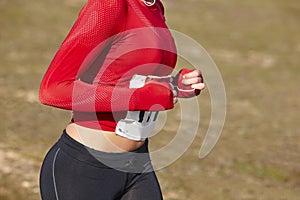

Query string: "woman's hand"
[[181, 69, 205, 90], [172, 68, 205, 98]]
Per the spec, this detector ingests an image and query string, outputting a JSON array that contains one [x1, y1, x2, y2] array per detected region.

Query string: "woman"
[[39, 0, 205, 199]]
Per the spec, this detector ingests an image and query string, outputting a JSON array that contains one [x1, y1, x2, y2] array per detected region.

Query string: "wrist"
[[132, 82, 174, 111]]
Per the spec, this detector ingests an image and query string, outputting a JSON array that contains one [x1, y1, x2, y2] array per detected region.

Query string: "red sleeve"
[[39, 0, 135, 112]]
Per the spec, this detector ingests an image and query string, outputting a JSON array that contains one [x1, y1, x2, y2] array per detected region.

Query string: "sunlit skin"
[[183, 70, 205, 90]]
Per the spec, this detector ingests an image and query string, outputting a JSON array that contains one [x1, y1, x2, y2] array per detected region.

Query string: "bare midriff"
[[66, 123, 145, 153]]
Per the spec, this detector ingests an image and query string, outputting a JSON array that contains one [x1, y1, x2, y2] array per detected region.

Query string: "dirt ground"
[[1, 0, 299, 199]]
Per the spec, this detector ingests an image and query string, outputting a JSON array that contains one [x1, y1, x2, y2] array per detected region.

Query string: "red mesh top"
[[39, 0, 177, 131]]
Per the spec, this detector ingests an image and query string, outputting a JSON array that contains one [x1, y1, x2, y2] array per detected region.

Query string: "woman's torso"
[[66, 0, 177, 151], [72, 0, 176, 124]]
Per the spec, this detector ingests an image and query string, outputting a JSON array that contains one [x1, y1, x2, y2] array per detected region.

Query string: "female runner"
[[39, 0, 205, 199]]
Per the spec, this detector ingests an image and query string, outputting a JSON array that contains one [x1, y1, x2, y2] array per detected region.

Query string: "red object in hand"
[[172, 68, 202, 98]]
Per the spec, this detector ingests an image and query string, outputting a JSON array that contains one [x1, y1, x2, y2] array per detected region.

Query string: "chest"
[[86, 0, 177, 85]]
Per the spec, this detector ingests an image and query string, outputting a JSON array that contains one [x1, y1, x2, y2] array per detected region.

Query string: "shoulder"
[[156, 0, 165, 15], [88, 0, 127, 9], [79, 0, 128, 19]]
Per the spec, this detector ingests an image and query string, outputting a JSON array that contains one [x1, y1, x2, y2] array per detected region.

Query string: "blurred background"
[[1, 0, 299, 199]]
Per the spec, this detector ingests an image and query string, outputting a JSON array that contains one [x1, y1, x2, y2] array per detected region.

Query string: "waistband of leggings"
[[57, 129, 152, 172]]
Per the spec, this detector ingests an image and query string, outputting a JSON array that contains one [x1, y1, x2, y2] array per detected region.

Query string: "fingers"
[[182, 70, 204, 85], [182, 70, 201, 79], [182, 77, 202, 85], [191, 83, 205, 90]]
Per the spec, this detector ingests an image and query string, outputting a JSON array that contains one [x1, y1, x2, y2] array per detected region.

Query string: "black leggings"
[[39, 130, 163, 200]]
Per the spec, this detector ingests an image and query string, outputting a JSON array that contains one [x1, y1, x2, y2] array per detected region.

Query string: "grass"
[[233, 159, 289, 182], [1, 0, 300, 199]]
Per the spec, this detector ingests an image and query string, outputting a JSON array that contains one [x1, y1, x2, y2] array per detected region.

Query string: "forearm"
[[40, 78, 174, 112]]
